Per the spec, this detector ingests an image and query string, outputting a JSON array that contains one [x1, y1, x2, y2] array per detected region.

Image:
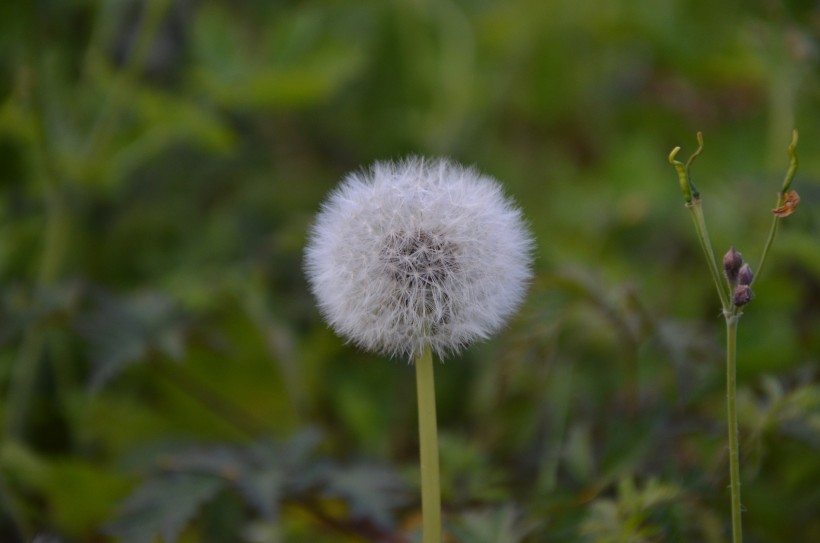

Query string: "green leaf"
[[78, 291, 188, 390], [104, 473, 225, 543], [0, 282, 81, 346], [189, 3, 362, 110], [45, 459, 132, 538], [320, 463, 410, 530], [238, 431, 323, 518], [578, 477, 680, 543], [145, 431, 323, 520], [449, 505, 538, 543]]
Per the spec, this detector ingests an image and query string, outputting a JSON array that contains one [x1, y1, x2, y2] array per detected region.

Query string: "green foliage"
[[80, 290, 188, 389], [107, 473, 224, 543], [579, 478, 678, 542], [449, 505, 538, 543], [1, 0, 818, 541], [103, 431, 410, 543]]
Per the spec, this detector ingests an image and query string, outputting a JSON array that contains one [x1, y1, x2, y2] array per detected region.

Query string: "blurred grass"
[[0, 0, 818, 541]]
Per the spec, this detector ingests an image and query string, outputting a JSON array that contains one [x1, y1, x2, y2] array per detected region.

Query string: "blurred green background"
[[1, 1, 819, 542]]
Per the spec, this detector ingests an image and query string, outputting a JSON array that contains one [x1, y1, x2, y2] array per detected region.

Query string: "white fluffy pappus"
[[304, 157, 534, 361]]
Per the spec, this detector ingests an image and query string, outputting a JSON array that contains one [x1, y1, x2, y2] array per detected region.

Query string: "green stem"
[[415, 344, 442, 543], [757, 129, 799, 287], [726, 315, 743, 543], [687, 200, 730, 312], [753, 216, 779, 289]]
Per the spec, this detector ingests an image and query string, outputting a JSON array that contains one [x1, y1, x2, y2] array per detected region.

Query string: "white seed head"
[[304, 157, 534, 361]]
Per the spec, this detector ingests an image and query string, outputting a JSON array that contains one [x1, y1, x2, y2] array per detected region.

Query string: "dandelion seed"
[[304, 156, 534, 361]]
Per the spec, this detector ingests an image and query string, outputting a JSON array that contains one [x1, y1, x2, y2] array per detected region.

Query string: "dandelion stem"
[[726, 314, 743, 543], [415, 343, 442, 543]]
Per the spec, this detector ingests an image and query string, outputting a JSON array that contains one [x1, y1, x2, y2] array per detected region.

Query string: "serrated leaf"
[[104, 473, 225, 543], [321, 463, 410, 530], [237, 430, 323, 518], [113, 429, 323, 527]]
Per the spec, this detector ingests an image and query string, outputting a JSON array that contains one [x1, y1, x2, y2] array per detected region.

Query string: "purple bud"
[[733, 285, 753, 307], [737, 264, 754, 286], [723, 247, 743, 285]]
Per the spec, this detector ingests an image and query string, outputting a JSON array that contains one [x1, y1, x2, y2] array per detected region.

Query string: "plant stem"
[[669, 130, 801, 543], [756, 129, 799, 287], [415, 344, 442, 543], [754, 216, 779, 289], [686, 200, 730, 312], [725, 314, 743, 543]]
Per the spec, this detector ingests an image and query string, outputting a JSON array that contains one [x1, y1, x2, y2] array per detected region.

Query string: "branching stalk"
[[687, 201, 731, 312], [668, 130, 800, 543]]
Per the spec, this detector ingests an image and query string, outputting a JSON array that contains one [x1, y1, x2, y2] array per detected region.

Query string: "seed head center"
[[382, 229, 459, 288]]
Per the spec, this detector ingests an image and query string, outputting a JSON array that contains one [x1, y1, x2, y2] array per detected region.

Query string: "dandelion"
[[304, 156, 534, 361], [304, 156, 534, 542]]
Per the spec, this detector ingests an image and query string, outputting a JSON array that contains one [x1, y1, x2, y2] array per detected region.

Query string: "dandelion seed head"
[[304, 157, 534, 360]]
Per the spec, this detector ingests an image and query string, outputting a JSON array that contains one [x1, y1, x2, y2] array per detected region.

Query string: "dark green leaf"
[[104, 473, 225, 543], [77, 291, 187, 390], [321, 463, 410, 530]]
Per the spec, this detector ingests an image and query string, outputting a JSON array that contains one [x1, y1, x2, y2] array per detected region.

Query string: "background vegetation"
[[1, 1, 818, 542]]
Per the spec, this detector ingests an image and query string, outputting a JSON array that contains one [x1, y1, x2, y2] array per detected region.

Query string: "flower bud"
[[737, 263, 754, 286], [723, 247, 743, 285], [732, 284, 753, 307]]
